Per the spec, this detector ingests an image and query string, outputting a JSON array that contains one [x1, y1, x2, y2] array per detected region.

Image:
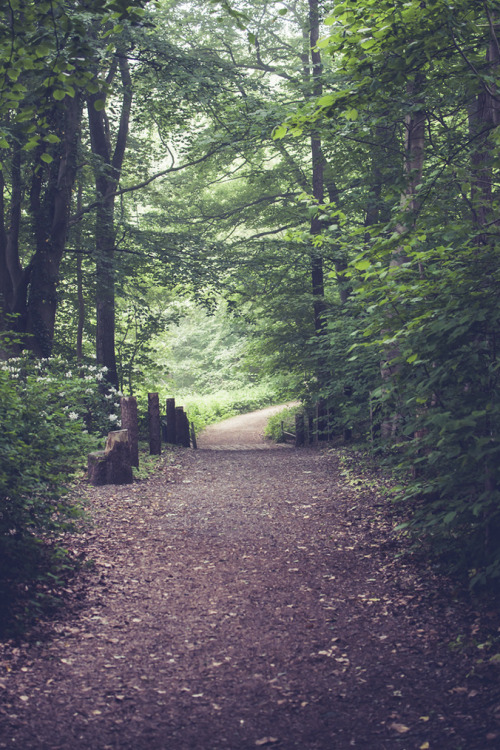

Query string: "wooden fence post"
[[148, 392, 161, 455], [121, 396, 139, 468], [295, 412, 305, 447], [190, 422, 197, 450], [165, 397, 176, 444], [175, 406, 190, 447]]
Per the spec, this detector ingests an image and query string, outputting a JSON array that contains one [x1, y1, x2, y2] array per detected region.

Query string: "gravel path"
[[196, 404, 296, 450], [0, 410, 499, 749]]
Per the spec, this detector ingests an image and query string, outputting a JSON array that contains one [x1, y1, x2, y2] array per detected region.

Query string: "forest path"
[[0, 412, 498, 749], [196, 404, 297, 450]]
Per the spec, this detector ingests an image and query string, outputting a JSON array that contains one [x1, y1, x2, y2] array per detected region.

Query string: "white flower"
[[59, 392, 66, 397], [65, 371, 72, 378], [68, 412, 79, 421], [108, 414, 118, 422]]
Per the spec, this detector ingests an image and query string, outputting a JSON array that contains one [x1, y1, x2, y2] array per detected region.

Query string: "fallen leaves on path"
[[0, 447, 499, 749]]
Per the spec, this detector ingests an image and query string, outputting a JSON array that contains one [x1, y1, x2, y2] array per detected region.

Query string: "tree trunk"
[[308, 0, 326, 335], [468, 34, 500, 244], [26, 96, 82, 357], [381, 78, 426, 441], [88, 54, 132, 389], [75, 181, 85, 363]]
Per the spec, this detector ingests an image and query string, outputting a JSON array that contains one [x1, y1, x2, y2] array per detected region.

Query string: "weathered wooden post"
[[295, 412, 305, 447], [175, 406, 190, 447], [181, 411, 191, 448], [121, 396, 139, 468], [165, 397, 176, 444], [190, 422, 197, 450], [148, 392, 161, 455]]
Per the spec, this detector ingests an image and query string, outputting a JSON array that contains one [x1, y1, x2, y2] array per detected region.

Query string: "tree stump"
[[88, 429, 133, 486]]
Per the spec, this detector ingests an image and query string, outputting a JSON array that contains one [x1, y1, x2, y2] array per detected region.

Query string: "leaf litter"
[[0, 429, 499, 749]]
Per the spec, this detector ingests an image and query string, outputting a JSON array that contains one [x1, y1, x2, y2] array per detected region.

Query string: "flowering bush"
[[0, 356, 122, 561]]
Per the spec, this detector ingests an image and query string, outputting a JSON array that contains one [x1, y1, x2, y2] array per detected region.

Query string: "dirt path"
[[197, 404, 296, 450], [0, 411, 499, 749]]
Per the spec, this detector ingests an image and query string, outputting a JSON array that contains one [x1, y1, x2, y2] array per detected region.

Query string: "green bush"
[[264, 405, 302, 442], [0, 356, 120, 559]]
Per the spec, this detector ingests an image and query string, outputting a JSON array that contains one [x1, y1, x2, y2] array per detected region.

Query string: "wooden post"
[[175, 406, 190, 447], [182, 411, 191, 448], [120, 396, 139, 468], [148, 392, 161, 455], [165, 397, 176, 444], [190, 421, 197, 450], [295, 412, 305, 447]]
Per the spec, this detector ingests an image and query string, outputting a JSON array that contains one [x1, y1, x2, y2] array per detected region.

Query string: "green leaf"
[[354, 259, 371, 271], [93, 99, 106, 111], [272, 125, 287, 140], [40, 153, 53, 164], [52, 90, 66, 101]]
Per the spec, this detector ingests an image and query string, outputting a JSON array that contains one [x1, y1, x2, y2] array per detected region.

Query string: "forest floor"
[[1, 407, 500, 749]]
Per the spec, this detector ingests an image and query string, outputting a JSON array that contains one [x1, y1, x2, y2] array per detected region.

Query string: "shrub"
[[0, 356, 120, 565], [264, 405, 302, 442]]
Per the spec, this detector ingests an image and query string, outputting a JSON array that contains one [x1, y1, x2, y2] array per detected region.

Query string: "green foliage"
[[351, 238, 500, 585], [264, 404, 301, 442], [0, 355, 120, 556], [148, 302, 251, 396], [271, 0, 500, 586], [179, 383, 279, 433]]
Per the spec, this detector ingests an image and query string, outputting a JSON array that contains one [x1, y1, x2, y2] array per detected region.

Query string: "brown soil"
[[0, 409, 499, 749]]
